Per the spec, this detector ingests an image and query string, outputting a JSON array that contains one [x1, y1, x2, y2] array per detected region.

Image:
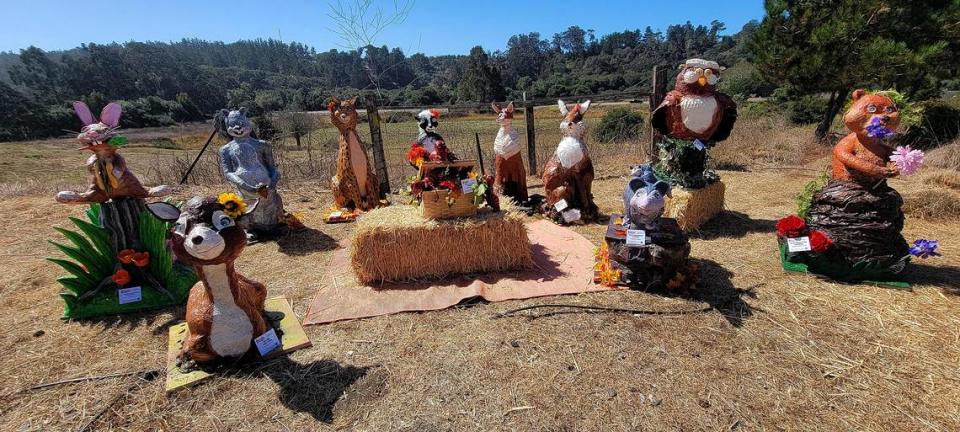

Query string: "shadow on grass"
[[682, 258, 759, 327], [692, 210, 776, 240], [905, 262, 960, 294], [247, 357, 374, 424], [74, 305, 185, 334], [276, 227, 339, 256]]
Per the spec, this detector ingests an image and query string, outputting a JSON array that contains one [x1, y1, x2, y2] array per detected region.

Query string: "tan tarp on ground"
[[304, 220, 614, 325]]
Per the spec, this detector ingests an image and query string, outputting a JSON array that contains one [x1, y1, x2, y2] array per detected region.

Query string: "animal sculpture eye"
[[884, 106, 896, 113], [212, 210, 235, 231], [867, 104, 878, 113], [174, 222, 187, 236]]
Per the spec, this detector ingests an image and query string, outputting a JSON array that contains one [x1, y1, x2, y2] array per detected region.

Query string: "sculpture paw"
[[149, 185, 173, 197], [55, 191, 81, 204]]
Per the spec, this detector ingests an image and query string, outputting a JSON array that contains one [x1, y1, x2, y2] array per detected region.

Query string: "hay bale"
[[903, 189, 960, 221], [926, 141, 960, 170], [351, 205, 532, 284], [662, 181, 726, 232]]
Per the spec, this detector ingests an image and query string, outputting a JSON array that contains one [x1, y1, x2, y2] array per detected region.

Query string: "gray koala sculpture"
[[217, 109, 286, 240]]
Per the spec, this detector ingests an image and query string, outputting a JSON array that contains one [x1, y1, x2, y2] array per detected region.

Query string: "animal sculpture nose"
[[881, 115, 891, 122], [191, 236, 204, 245]]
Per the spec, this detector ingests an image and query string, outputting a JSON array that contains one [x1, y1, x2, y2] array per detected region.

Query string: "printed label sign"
[[255, 328, 282, 356], [626, 230, 647, 246], [561, 208, 581, 223], [786, 236, 812, 252], [460, 178, 477, 194], [554, 199, 569, 212], [118, 286, 142, 305]]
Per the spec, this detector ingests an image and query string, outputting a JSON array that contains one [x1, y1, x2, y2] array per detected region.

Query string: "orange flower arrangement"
[[592, 243, 621, 287], [118, 249, 150, 267]]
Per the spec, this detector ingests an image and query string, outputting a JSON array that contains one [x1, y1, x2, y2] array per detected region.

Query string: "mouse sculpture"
[[541, 99, 599, 223], [217, 109, 289, 241], [56, 102, 171, 204], [329, 96, 380, 211], [491, 101, 528, 203], [600, 164, 692, 290], [651, 59, 737, 188], [148, 195, 270, 367], [623, 165, 672, 230], [804, 89, 910, 273]]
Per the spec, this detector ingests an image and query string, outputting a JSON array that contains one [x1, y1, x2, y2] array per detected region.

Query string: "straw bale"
[[662, 181, 726, 231]]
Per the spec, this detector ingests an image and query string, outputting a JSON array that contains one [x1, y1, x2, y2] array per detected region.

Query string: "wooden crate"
[[418, 159, 479, 220]]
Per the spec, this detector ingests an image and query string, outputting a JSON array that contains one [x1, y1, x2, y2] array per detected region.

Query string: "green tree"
[[456, 46, 506, 102], [751, 0, 960, 139]]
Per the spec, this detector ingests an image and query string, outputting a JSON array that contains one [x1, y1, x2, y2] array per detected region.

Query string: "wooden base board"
[[662, 181, 725, 232], [165, 296, 312, 393]]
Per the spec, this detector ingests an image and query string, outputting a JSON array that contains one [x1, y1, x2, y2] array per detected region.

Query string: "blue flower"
[[909, 239, 941, 259], [866, 117, 895, 139]]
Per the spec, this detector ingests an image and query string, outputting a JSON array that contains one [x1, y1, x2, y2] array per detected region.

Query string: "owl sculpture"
[[651, 59, 737, 144]]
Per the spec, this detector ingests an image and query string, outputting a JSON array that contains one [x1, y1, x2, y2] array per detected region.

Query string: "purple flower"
[[890, 145, 924, 176], [909, 239, 941, 259], [866, 117, 896, 139]]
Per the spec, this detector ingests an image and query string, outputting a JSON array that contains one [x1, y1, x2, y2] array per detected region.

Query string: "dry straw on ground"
[[926, 140, 960, 170], [350, 204, 532, 283]]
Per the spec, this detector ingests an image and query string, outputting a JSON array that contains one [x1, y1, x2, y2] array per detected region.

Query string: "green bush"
[[902, 100, 960, 149], [718, 62, 776, 99], [787, 95, 828, 125], [593, 107, 646, 143]]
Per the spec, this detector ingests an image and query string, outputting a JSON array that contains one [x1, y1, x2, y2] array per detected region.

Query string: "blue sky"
[[1, 1, 765, 55]]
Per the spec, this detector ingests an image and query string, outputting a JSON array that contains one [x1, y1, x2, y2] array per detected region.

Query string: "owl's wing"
[[651, 91, 682, 136], [710, 93, 738, 142]]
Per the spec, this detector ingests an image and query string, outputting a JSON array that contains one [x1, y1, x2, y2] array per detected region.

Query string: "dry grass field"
[[0, 111, 958, 431]]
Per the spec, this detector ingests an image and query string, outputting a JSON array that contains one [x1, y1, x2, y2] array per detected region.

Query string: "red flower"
[[438, 180, 458, 191], [118, 249, 136, 264], [131, 251, 150, 268], [809, 230, 833, 253], [111, 269, 131, 286], [776, 215, 807, 238]]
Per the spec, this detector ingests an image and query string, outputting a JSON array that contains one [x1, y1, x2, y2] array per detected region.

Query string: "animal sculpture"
[[491, 101, 527, 203], [329, 97, 380, 210], [55, 101, 171, 204], [147, 196, 268, 366], [831, 89, 902, 185], [623, 165, 672, 230], [541, 100, 598, 222], [217, 109, 285, 239], [409, 109, 454, 164], [651, 58, 737, 143]]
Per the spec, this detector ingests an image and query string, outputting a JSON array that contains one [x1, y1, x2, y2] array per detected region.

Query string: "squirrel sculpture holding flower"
[[56, 101, 171, 204], [831, 89, 901, 185]]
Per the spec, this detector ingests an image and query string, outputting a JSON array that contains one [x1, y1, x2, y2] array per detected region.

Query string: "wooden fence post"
[[649, 65, 671, 164], [365, 96, 390, 197], [474, 132, 485, 175], [524, 97, 537, 174]]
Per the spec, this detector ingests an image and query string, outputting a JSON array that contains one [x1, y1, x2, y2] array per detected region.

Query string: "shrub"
[[718, 62, 776, 99], [787, 95, 828, 125], [796, 169, 830, 218], [593, 107, 645, 143], [902, 100, 960, 149]]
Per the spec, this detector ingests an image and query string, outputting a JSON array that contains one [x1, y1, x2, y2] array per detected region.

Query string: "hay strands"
[[494, 303, 715, 320], [27, 368, 159, 392]]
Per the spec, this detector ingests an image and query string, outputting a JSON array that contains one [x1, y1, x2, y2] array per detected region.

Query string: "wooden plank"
[[649, 65, 671, 164], [524, 102, 537, 174], [165, 296, 311, 394], [365, 96, 391, 198]]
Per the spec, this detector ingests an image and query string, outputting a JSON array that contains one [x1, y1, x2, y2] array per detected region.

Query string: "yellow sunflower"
[[217, 192, 247, 218]]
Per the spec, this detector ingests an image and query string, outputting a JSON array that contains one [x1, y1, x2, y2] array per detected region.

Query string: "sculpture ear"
[[491, 102, 501, 113], [579, 100, 592, 113], [242, 199, 259, 216], [557, 100, 568, 116], [73, 101, 96, 126], [146, 202, 181, 222], [851, 89, 866, 101], [506, 101, 514, 112], [348, 96, 358, 105], [239, 106, 248, 115], [100, 102, 122, 128]]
